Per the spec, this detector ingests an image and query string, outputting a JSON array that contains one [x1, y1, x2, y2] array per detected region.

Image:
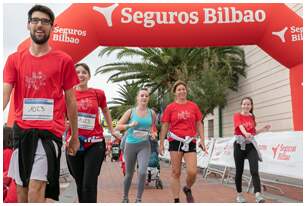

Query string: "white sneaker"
[[255, 192, 265, 203], [236, 193, 246, 203], [122, 197, 129, 203]]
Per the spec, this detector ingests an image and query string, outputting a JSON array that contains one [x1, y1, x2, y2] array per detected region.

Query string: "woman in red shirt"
[[66, 63, 119, 203], [233, 97, 271, 203], [159, 80, 207, 203]]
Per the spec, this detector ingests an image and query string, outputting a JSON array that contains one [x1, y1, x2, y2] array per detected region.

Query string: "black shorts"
[[168, 140, 196, 153]]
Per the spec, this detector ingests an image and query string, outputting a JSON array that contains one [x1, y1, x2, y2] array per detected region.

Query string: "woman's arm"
[[256, 124, 271, 134], [115, 109, 137, 131], [102, 107, 120, 139], [158, 122, 169, 155], [151, 110, 158, 139], [238, 125, 253, 139], [196, 121, 204, 141], [196, 121, 208, 153]]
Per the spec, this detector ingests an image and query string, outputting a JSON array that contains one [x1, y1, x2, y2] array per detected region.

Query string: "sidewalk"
[[59, 159, 303, 203]]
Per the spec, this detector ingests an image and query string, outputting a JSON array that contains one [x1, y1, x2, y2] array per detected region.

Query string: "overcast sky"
[[3, 3, 125, 122]]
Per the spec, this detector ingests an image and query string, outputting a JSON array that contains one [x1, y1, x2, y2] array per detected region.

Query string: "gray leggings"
[[123, 141, 151, 200]]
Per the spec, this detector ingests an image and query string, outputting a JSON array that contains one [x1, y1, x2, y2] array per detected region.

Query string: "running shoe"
[[122, 197, 129, 203], [135, 199, 142, 203], [255, 192, 265, 203], [183, 186, 194, 203], [236, 193, 247, 203]]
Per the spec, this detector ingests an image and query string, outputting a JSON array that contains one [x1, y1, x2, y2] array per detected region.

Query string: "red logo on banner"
[[272, 144, 297, 160], [272, 144, 280, 159]]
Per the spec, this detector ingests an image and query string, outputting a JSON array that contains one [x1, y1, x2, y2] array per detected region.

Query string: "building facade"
[[203, 4, 303, 138]]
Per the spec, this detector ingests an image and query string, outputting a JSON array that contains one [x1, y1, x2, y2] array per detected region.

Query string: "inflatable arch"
[[8, 3, 303, 130]]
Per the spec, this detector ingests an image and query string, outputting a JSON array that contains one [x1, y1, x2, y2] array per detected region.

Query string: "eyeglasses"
[[29, 17, 52, 25], [140, 94, 149, 97]]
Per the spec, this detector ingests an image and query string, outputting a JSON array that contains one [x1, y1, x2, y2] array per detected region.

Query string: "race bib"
[[133, 128, 149, 139], [78, 112, 96, 130], [112, 146, 120, 154], [22, 98, 54, 120]]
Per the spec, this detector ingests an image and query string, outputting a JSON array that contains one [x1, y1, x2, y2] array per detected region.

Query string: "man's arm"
[[65, 88, 79, 155], [3, 83, 13, 110]]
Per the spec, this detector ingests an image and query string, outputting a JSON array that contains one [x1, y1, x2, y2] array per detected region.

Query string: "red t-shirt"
[[3, 48, 79, 138], [233, 112, 256, 137], [66, 88, 107, 147], [161, 100, 202, 142]]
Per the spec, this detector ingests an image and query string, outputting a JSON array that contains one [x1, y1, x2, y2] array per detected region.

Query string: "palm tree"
[[96, 48, 204, 96], [96, 47, 247, 116], [188, 69, 228, 115], [188, 47, 247, 115], [107, 81, 138, 119], [108, 81, 160, 119], [199, 47, 247, 91]]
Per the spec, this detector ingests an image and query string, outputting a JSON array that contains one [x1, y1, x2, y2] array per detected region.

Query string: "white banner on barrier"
[[255, 131, 303, 179], [197, 138, 215, 168], [208, 132, 303, 179], [159, 131, 302, 179], [209, 137, 235, 167]]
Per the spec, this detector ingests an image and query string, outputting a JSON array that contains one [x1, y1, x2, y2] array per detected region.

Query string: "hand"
[[150, 132, 158, 140], [159, 143, 164, 156], [244, 132, 253, 141], [245, 132, 253, 141], [67, 136, 80, 156], [263, 124, 271, 132], [129, 121, 138, 128], [199, 141, 208, 155], [65, 120, 70, 128], [111, 130, 121, 140]]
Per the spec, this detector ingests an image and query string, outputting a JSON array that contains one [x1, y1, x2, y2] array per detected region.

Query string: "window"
[[208, 119, 214, 138]]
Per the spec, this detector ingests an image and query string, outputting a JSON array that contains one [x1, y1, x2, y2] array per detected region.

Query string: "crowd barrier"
[[159, 131, 303, 191]]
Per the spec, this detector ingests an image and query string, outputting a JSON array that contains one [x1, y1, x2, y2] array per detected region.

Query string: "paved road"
[[58, 158, 302, 203]]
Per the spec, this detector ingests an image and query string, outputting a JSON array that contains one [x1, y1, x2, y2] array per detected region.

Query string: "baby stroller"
[[111, 142, 120, 162], [146, 138, 163, 189]]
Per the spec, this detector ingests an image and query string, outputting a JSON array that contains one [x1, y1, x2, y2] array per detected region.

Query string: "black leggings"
[[233, 142, 261, 193], [66, 141, 105, 203]]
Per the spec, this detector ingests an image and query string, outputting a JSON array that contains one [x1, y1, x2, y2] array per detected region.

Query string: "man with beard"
[[3, 4, 80, 202]]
